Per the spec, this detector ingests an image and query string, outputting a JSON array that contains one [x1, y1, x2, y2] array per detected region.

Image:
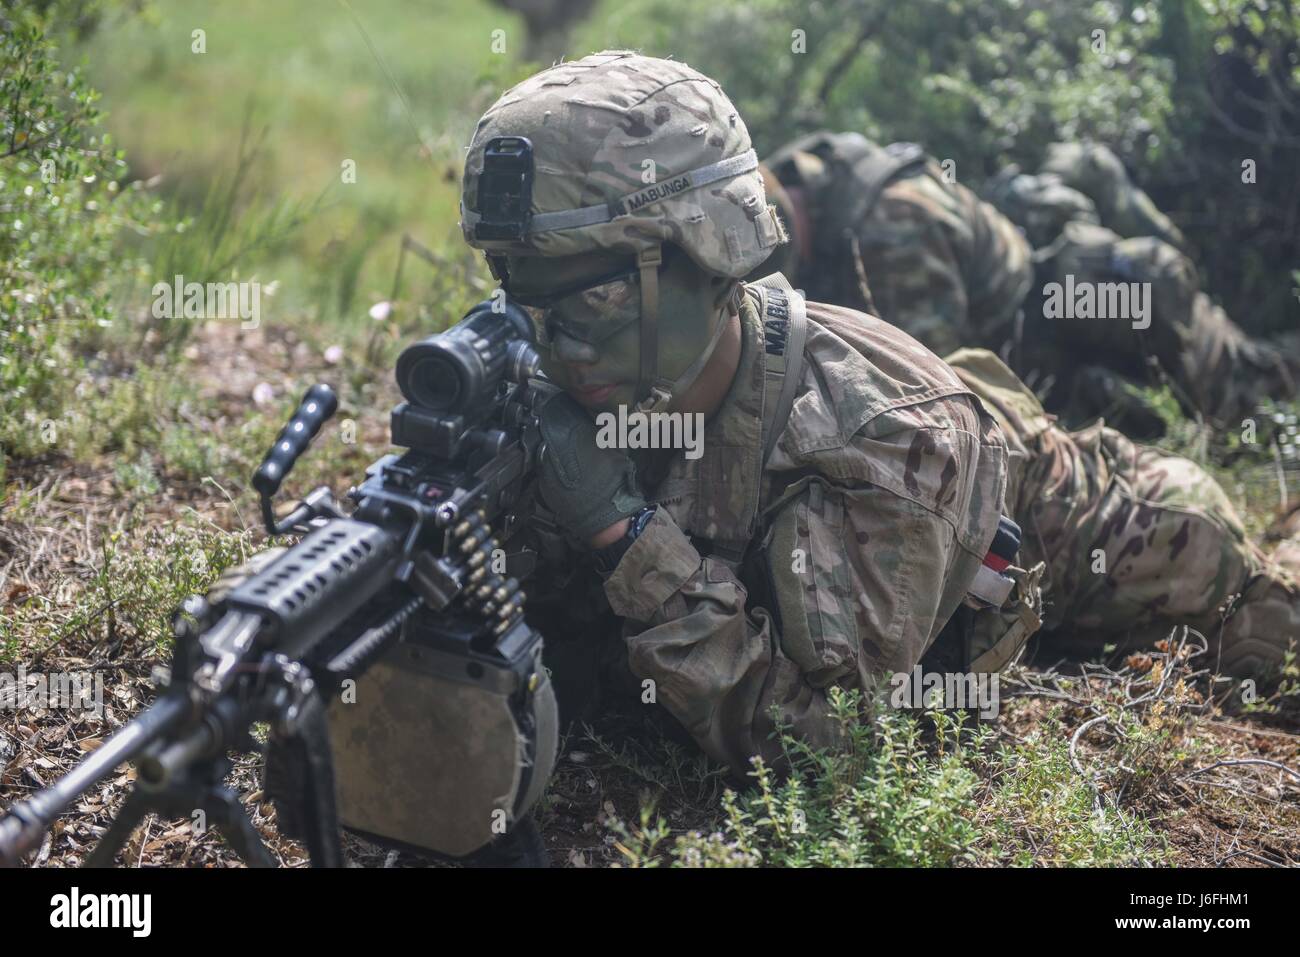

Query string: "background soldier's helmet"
[[460, 50, 788, 411], [1040, 141, 1188, 251], [983, 165, 1101, 248]]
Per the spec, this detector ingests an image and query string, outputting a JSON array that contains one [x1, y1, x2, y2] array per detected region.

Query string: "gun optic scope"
[[395, 298, 540, 415]]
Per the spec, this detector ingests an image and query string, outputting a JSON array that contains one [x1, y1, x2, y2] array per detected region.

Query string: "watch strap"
[[593, 504, 658, 577]]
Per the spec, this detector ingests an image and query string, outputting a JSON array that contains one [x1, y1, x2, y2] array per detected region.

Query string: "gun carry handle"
[[254, 384, 338, 535]]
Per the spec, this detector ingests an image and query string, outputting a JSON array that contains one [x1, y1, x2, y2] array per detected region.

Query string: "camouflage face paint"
[[520, 271, 641, 348], [652, 254, 727, 386], [506, 248, 724, 414]]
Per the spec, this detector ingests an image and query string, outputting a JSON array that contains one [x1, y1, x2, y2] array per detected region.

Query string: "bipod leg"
[[85, 787, 155, 867], [205, 784, 275, 868]]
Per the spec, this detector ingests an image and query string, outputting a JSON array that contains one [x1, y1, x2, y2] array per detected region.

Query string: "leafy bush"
[[606, 686, 1171, 867], [0, 3, 161, 468], [612, 689, 985, 867], [585, 1, 1180, 174], [0, 3, 340, 483], [0, 515, 258, 665]]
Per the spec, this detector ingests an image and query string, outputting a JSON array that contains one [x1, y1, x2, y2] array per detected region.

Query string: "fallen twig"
[[1184, 758, 1300, 784]]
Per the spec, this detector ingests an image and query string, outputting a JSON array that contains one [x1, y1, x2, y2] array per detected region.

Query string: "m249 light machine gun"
[[0, 298, 559, 867]]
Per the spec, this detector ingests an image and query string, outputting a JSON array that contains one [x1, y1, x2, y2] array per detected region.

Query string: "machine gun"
[[0, 297, 559, 867]]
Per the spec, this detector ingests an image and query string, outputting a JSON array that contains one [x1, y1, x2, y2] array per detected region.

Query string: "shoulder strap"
[[746, 272, 808, 466]]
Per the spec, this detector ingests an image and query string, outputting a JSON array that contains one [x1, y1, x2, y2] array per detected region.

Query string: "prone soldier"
[[459, 55, 1298, 779], [759, 133, 1297, 431], [984, 147, 1298, 428]]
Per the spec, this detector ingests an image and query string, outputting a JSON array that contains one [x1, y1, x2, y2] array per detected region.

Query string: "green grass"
[[72, 0, 539, 328], [604, 689, 1175, 867]]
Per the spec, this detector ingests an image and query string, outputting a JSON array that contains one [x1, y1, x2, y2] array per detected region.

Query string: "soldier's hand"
[[537, 392, 645, 548]]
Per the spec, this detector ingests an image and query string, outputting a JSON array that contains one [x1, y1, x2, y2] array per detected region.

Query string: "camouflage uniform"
[[760, 132, 1034, 356], [464, 59, 1296, 786], [537, 301, 1300, 780], [461, 55, 1018, 779], [594, 288, 1011, 775], [755, 133, 1299, 682], [947, 349, 1300, 678], [985, 146, 1298, 427]]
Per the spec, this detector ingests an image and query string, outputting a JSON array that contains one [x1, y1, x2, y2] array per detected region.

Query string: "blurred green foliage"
[[6, 0, 1296, 477], [587, 0, 1177, 169], [581, 0, 1299, 335], [0, 1, 160, 468], [68, 0, 535, 329], [28, 0, 1296, 342]]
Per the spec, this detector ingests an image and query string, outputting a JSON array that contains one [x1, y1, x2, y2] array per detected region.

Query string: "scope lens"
[[403, 355, 463, 410]]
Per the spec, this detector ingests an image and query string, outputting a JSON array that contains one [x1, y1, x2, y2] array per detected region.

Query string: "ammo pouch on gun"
[[322, 610, 558, 860]]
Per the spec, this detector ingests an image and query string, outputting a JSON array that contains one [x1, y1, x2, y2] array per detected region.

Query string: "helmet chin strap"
[[633, 244, 735, 415], [634, 245, 665, 412]]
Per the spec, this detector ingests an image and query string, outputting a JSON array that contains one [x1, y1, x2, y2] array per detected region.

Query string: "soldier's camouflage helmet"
[[983, 165, 1100, 249], [1040, 142, 1187, 250], [460, 50, 787, 411]]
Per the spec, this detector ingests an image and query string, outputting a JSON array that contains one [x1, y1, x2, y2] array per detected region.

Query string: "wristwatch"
[[592, 504, 658, 578]]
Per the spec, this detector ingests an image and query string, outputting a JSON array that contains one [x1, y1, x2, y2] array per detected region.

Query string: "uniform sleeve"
[[601, 474, 977, 779], [963, 190, 1034, 344]]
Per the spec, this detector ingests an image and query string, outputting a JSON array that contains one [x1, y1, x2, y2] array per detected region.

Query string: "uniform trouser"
[[1018, 422, 1300, 679]]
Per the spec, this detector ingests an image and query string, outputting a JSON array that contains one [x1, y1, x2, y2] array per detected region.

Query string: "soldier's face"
[[504, 248, 724, 415]]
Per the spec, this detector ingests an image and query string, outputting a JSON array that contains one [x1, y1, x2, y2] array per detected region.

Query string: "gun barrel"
[[0, 693, 189, 865]]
